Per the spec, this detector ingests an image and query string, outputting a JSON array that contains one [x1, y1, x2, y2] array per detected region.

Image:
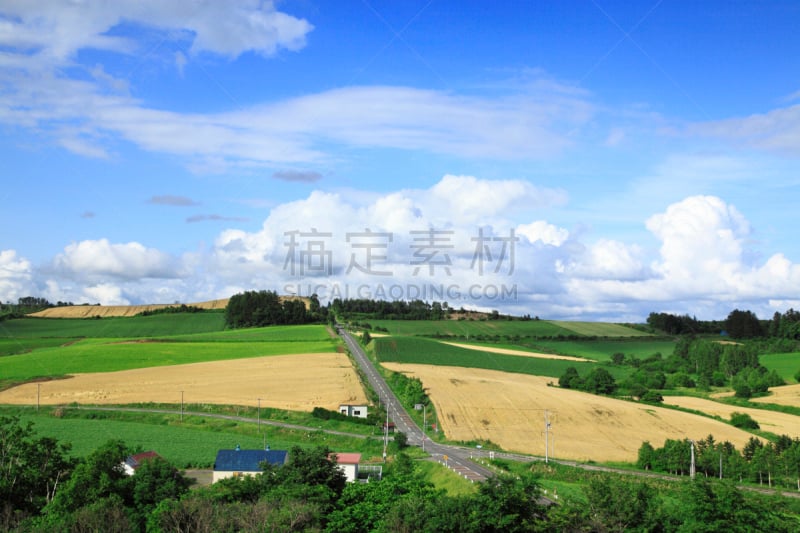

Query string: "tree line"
[[639, 433, 800, 491]]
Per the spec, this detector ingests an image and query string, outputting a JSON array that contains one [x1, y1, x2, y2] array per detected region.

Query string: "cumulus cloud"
[[53, 239, 179, 281], [517, 221, 569, 246], [0, 250, 33, 302]]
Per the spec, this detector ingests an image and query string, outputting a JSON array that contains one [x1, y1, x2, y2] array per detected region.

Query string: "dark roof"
[[214, 449, 288, 472], [125, 451, 161, 470]]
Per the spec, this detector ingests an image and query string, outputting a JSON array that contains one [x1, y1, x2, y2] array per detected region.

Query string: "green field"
[[372, 336, 629, 380], [549, 321, 652, 337], [520, 339, 677, 362], [761, 352, 800, 382], [367, 319, 577, 338], [0, 324, 337, 387], [0, 337, 71, 356], [365, 318, 650, 339], [0, 312, 226, 338], [10, 408, 385, 468]]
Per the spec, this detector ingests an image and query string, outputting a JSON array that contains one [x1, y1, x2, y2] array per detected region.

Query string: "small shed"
[[213, 447, 288, 483], [122, 451, 161, 476], [339, 404, 368, 419], [329, 452, 361, 483]]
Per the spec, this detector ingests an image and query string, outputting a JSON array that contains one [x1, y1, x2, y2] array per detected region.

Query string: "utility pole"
[[690, 440, 696, 479], [180, 390, 184, 422], [422, 404, 427, 452], [544, 410, 552, 464], [383, 399, 389, 462], [257, 398, 261, 432]]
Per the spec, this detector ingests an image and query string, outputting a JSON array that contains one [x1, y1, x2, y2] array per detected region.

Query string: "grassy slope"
[[367, 319, 577, 337], [522, 339, 677, 362], [0, 312, 226, 338], [12, 408, 385, 468], [760, 352, 800, 382], [0, 324, 337, 384], [372, 336, 629, 380], [549, 320, 652, 337]]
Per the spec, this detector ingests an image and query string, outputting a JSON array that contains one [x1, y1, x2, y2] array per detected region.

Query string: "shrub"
[[730, 412, 759, 430]]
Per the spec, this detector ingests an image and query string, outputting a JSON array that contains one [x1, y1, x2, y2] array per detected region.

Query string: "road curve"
[[338, 326, 494, 482]]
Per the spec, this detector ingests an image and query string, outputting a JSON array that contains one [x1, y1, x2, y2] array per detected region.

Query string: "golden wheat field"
[[750, 383, 800, 408], [0, 353, 368, 411], [663, 395, 800, 438], [442, 342, 590, 362], [28, 299, 231, 318], [383, 363, 763, 462]]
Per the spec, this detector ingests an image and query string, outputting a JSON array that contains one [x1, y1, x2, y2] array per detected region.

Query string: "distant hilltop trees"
[[223, 290, 326, 328]]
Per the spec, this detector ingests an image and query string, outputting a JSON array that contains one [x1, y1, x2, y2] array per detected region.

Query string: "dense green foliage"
[[224, 290, 325, 328], [558, 366, 618, 394], [3, 414, 800, 531], [638, 434, 800, 490]]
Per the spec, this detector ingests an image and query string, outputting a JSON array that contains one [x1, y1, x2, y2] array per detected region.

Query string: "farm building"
[[122, 451, 162, 476], [329, 452, 361, 483], [213, 446, 289, 483], [339, 404, 368, 418]]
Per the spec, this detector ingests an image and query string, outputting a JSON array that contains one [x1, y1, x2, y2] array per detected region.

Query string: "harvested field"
[[383, 363, 761, 462], [29, 299, 230, 318], [441, 342, 590, 362], [662, 396, 800, 438], [0, 353, 367, 411], [28, 296, 311, 318], [751, 383, 800, 408]]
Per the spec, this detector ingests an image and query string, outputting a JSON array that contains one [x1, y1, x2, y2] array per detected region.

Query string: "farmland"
[[381, 363, 760, 463], [371, 335, 627, 380], [365, 318, 648, 338], [760, 351, 800, 382], [0, 312, 226, 338]]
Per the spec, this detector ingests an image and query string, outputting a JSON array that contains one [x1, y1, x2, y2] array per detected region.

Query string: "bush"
[[730, 412, 759, 430], [640, 390, 664, 403]]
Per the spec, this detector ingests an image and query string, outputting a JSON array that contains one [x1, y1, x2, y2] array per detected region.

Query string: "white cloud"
[[0, 0, 595, 169], [692, 104, 800, 156], [53, 239, 179, 281], [517, 221, 569, 246], [0, 1, 312, 63], [0, 249, 33, 302]]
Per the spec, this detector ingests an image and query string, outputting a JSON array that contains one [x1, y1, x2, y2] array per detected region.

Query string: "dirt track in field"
[[383, 363, 763, 463], [0, 353, 368, 411], [441, 342, 590, 361]]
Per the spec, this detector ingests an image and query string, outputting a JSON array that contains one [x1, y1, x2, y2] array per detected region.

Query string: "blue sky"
[[2, 0, 799, 321]]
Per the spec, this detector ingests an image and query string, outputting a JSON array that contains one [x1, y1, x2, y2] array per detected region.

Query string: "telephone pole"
[[544, 409, 552, 464]]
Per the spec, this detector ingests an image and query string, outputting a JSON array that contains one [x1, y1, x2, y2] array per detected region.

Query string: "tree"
[[584, 367, 617, 395], [585, 476, 663, 532], [725, 309, 763, 339], [47, 439, 131, 517], [0, 416, 74, 526], [730, 412, 759, 430], [558, 367, 581, 389]]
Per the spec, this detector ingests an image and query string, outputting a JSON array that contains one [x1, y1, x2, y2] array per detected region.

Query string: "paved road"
[[338, 326, 494, 482]]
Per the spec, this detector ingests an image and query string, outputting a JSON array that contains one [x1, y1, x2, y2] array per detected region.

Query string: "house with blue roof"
[[212, 445, 289, 483]]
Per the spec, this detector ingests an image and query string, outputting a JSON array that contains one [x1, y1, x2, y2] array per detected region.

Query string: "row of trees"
[[332, 298, 452, 320], [648, 307, 800, 340], [223, 291, 326, 328], [638, 434, 800, 491]]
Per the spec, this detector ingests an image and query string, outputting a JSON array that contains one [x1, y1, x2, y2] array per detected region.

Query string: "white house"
[[122, 451, 161, 476], [329, 452, 361, 483], [212, 447, 289, 483], [339, 404, 368, 419]]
